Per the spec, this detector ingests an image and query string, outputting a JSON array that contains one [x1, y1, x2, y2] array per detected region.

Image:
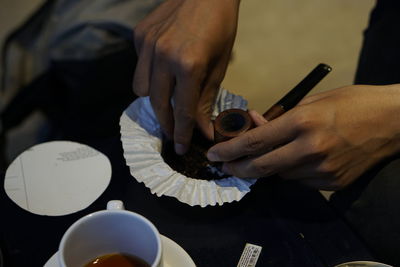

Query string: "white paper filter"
[[120, 88, 257, 207]]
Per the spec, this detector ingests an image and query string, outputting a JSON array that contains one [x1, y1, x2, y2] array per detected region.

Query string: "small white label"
[[237, 243, 262, 267]]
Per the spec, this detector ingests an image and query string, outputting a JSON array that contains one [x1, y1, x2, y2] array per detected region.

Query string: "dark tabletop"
[[0, 135, 375, 267]]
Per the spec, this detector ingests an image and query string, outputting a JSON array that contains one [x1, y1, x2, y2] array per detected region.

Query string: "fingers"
[[220, 138, 303, 178], [196, 58, 228, 140], [196, 85, 218, 140], [132, 0, 238, 154], [149, 59, 174, 139], [173, 67, 204, 154], [207, 116, 296, 162], [219, 146, 347, 190]]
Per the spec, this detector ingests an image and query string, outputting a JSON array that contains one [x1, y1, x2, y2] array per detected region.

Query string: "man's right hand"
[[208, 85, 400, 190], [133, 0, 240, 155]]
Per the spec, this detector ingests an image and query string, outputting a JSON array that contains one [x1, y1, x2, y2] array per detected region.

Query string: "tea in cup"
[[58, 200, 162, 267]]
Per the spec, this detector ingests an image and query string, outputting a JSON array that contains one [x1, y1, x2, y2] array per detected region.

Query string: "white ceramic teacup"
[[58, 200, 162, 267]]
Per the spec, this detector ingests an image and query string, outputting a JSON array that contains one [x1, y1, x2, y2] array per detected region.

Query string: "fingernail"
[[175, 143, 188, 155], [207, 150, 219, 161], [207, 121, 215, 140], [249, 110, 268, 124], [256, 112, 268, 123]]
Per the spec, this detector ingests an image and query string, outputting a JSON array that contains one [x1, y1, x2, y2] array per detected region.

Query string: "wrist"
[[378, 84, 400, 157]]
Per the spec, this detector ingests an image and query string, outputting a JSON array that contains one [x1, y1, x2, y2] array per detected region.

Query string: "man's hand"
[[207, 85, 400, 190], [133, 0, 240, 154]]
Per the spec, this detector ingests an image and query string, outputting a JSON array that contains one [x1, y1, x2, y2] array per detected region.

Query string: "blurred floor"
[[0, 0, 375, 198]]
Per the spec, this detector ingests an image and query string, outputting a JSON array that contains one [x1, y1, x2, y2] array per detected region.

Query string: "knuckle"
[[291, 108, 316, 132], [317, 161, 337, 177], [307, 135, 330, 158], [306, 133, 339, 159], [154, 38, 172, 59], [244, 133, 264, 153], [177, 56, 206, 78]]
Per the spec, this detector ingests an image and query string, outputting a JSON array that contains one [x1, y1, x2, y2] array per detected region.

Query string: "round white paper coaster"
[[4, 141, 111, 216]]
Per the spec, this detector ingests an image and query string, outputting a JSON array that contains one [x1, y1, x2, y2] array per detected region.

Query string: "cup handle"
[[107, 200, 125, 210]]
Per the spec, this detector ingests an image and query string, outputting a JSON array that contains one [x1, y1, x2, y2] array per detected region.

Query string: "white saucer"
[[334, 261, 393, 267], [44, 235, 195, 267], [161, 235, 196, 267]]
